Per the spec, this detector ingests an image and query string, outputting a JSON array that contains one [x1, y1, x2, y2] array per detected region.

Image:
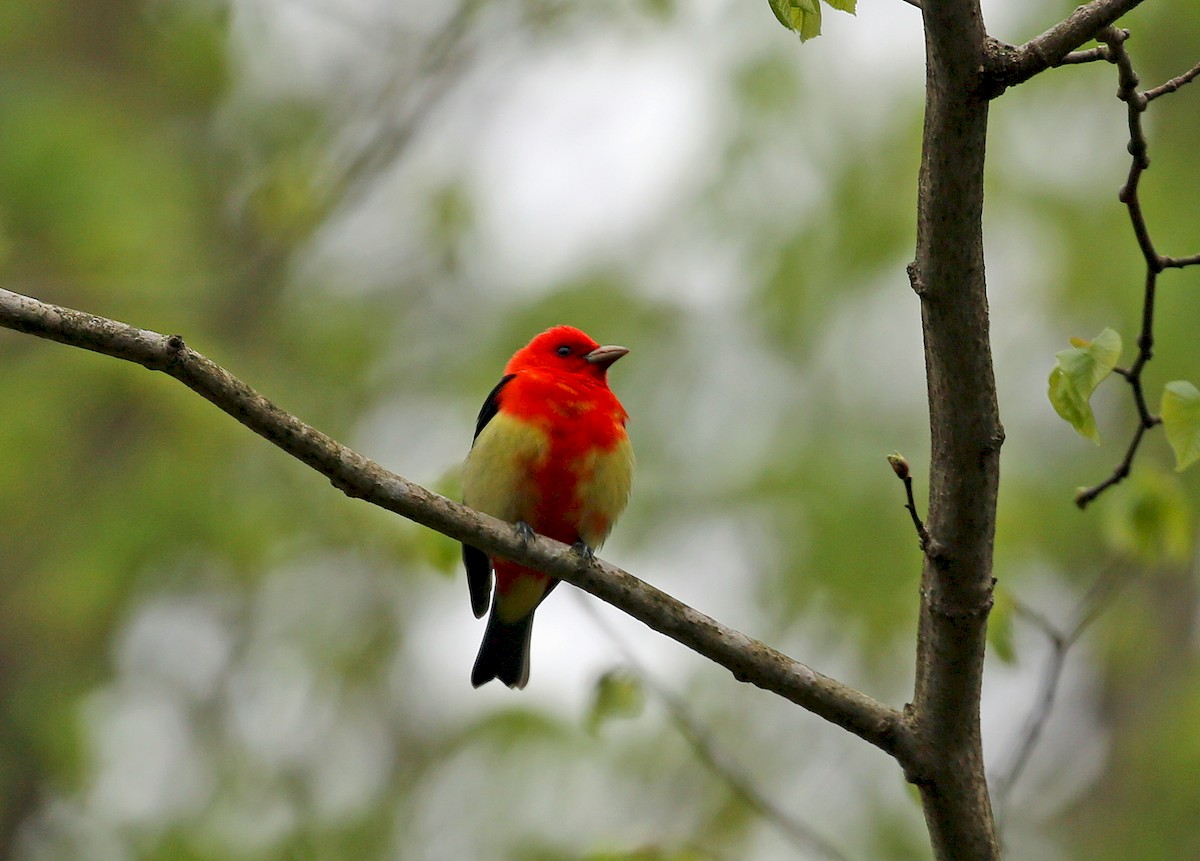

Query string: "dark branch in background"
[[0, 286, 913, 764], [577, 597, 851, 861], [1074, 28, 1200, 509], [992, 562, 1134, 823], [322, 0, 484, 214]]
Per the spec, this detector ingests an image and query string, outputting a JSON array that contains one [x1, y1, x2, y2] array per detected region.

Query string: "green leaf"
[[1047, 327, 1123, 444], [768, 0, 820, 40], [1161, 380, 1200, 471], [768, 0, 856, 39], [586, 670, 645, 733]]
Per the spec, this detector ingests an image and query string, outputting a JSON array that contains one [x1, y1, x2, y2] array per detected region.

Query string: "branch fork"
[[1074, 27, 1200, 508]]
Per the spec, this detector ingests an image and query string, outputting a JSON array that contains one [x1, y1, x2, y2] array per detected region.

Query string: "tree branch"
[[907, 0, 1001, 857], [0, 285, 910, 759], [980, 0, 1148, 95], [1142, 59, 1200, 102], [1058, 44, 1118, 66], [1073, 30, 1200, 508]]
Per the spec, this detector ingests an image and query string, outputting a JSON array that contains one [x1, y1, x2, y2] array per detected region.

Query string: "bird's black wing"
[[472, 373, 517, 442], [464, 373, 517, 617]]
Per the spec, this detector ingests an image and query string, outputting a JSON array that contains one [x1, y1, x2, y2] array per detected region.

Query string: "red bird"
[[462, 325, 634, 688]]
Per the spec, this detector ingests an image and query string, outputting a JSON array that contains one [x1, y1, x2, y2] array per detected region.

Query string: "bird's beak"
[[584, 345, 629, 368]]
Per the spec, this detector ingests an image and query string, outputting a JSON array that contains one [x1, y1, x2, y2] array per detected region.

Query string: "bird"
[[462, 325, 634, 688]]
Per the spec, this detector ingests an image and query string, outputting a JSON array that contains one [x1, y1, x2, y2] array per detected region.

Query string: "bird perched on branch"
[[462, 325, 634, 688]]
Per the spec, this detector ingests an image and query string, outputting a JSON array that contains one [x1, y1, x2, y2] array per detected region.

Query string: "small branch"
[[579, 597, 852, 861], [0, 286, 912, 760], [1162, 251, 1200, 268], [1057, 44, 1116, 65], [1015, 0, 1142, 68], [888, 453, 933, 553], [1074, 421, 1154, 509], [1142, 59, 1200, 103], [1074, 29, 1200, 508], [981, 0, 1147, 94]]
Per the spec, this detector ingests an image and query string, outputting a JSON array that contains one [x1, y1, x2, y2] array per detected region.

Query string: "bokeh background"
[[2, 0, 1199, 859]]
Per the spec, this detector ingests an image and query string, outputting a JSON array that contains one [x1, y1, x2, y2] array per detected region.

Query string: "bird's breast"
[[464, 373, 632, 548], [462, 412, 550, 525]]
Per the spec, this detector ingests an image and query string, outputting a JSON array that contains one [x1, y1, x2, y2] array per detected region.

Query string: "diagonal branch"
[[0, 285, 910, 759], [981, 0, 1148, 95]]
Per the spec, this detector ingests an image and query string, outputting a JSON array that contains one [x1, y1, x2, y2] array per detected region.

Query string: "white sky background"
[[62, 2, 1133, 860]]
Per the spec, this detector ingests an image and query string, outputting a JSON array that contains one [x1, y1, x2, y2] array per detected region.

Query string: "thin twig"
[[1074, 421, 1152, 508], [1073, 28, 1200, 508], [1163, 251, 1200, 268], [888, 454, 933, 553], [578, 597, 853, 861], [1142, 59, 1200, 102], [1057, 45, 1114, 65]]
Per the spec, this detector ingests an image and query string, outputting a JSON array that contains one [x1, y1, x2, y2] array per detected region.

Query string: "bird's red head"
[[505, 325, 629, 381]]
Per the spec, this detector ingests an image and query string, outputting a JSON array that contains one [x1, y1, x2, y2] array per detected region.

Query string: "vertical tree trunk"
[[909, 1, 1003, 858]]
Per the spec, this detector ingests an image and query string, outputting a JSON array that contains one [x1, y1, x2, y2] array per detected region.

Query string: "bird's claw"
[[514, 521, 535, 544], [571, 540, 595, 561]]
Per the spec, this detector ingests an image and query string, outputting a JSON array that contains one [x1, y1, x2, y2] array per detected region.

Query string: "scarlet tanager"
[[462, 325, 634, 688]]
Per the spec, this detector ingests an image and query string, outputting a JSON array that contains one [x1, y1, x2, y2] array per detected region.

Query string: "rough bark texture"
[[982, 0, 1149, 94], [903, 3, 1152, 857], [909, 1, 1002, 858]]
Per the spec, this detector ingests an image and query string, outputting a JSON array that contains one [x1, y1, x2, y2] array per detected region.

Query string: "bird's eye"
[[556, 345, 572, 357]]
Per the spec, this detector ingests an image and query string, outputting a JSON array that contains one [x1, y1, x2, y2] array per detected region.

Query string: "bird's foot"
[[571, 540, 595, 561], [514, 520, 535, 544]]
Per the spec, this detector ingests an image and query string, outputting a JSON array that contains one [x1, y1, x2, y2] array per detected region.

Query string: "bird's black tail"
[[471, 609, 535, 689]]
